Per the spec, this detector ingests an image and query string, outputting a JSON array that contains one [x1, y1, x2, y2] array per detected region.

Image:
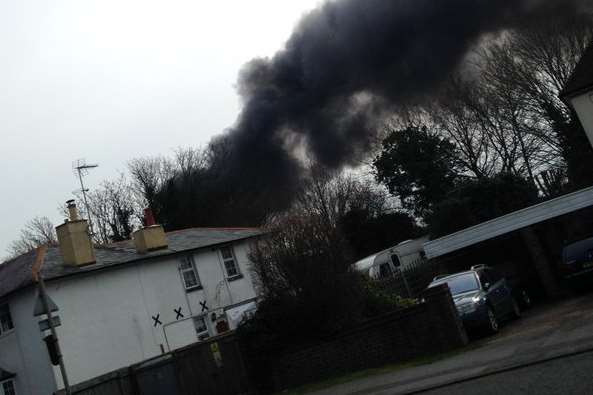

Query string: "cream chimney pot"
[[66, 199, 80, 221]]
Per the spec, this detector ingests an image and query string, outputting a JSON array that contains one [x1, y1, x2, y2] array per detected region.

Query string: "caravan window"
[[378, 263, 393, 279], [391, 254, 401, 268]]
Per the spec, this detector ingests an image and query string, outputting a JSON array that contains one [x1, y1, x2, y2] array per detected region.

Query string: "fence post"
[[421, 284, 468, 350], [129, 366, 141, 395]]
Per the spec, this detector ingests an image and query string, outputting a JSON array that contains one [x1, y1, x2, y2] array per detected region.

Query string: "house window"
[[1, 380, 16, 395], [220, 246, 240, 278], [179, 256, 201, 291], [194, 316, 210, 341], [0, 304, 14, 335]]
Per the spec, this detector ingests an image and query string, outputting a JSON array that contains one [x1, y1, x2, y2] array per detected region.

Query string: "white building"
[[0, 207, 262, 395], [562, 44, 593, 146]]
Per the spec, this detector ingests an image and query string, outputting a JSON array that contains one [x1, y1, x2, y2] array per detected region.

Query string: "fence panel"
[[174, 336, 251, 395], [135, 357, 179, 395], [55, 369, 133, 395], [57, 335, 252, 395], [377, 260, 441, 299]]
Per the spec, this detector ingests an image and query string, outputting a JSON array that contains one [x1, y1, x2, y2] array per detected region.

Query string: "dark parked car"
[[428, 265, 521, 334], [559, 237, 593, 281]]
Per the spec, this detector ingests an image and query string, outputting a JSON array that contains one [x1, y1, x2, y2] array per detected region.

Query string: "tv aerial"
[[73, 159, 98, 235]]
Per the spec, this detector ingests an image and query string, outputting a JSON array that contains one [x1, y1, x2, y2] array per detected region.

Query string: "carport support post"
[[520, 226, 562, 299]]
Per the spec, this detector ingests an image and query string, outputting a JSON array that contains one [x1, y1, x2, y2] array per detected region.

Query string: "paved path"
[[307, 294, 593, 395]]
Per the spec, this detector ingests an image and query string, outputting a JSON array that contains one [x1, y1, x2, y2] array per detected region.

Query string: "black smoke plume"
[[211, 0, 589, 216]]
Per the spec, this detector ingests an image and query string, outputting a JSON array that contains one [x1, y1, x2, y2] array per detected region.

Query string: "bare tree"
[[430, 80, 501, 179], [173, 146, 208, 178], [128, 155, 175, 211], [70, 175, 141, 244], [476, 16, 593, 189], [7, 217, 57, 258], [249, 170, 368, 335], [423, 17, 593, 196]]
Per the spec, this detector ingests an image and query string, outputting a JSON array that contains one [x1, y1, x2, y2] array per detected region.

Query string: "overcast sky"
[[0, 0, 321, 257]]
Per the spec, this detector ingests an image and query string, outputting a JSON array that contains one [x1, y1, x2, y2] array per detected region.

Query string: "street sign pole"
[[38, 276, 71, 395]]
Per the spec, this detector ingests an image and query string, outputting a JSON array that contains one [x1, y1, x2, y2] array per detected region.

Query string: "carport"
[[423, 186, 593, 299]]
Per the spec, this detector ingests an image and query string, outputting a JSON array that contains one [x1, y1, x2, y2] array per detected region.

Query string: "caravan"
[[353, 236, 429, 280]]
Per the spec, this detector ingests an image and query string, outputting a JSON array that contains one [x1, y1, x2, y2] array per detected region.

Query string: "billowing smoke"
[[215, 0, 589, 212]]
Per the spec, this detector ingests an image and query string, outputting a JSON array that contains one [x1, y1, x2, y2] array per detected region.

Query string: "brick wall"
[[269, 284, 467, 391]]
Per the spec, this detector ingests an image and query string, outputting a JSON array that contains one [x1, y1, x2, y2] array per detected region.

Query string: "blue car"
[[560, 237, 593, 281], [428, 265, 521, 334]]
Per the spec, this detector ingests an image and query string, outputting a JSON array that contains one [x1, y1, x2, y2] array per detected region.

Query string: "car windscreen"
[[431, 273, 479, 295]]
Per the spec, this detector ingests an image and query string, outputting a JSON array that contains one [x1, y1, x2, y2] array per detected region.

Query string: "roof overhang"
[[423, 186, 593, 259], [561, 44, 593, 101]]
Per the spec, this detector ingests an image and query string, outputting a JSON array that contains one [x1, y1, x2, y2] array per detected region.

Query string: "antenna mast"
[[73, 159, 99, 236]]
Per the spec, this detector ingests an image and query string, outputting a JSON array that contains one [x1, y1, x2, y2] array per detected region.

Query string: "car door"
[[485, 269, 512, 315], [477, 270, 498, 314]]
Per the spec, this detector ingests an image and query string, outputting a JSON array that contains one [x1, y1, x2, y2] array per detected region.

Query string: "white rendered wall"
[[571, 91, 593, 148], [41, 239, 258, 388], [0, 290, 57, 395]]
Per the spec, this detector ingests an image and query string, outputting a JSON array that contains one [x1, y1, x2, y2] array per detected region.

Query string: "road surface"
[[421, 349, 593, 395], [308, 293, 593, 395]]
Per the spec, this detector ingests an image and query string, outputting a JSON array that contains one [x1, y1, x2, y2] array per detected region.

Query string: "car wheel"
[[511, 298, 521, 319], [486, 307, 499, 334]]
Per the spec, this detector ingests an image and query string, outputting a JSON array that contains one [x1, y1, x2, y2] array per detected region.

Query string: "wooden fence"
[[55, 334, 252, 395]]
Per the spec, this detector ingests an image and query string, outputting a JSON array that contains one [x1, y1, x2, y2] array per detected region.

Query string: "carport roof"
[[423, 186, 593, 259]]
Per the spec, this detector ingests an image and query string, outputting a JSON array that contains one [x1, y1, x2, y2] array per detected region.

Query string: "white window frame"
[[179, 255, 202, 291], [0, 379, 16, 395], [219, 246, 241, 279], [193, 315, 210, 341], [0, 304, 14, 336]]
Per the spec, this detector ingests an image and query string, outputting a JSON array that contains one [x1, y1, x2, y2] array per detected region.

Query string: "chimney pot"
[[144, 208, 156, 227], [66, 200, 80, 221]]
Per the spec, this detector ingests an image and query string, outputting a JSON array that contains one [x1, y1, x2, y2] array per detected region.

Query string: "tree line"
[[6, 15, 593, 259], [374, 16, 593, 237]]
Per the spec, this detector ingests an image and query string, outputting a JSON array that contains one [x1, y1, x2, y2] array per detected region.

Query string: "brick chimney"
[[133, 208, 168, 253], [56, 200, 96, 267]]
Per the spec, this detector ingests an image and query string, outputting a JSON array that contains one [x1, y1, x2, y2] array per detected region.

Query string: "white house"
[[562, 44, 593, 146], [0, 203, 263, 395]]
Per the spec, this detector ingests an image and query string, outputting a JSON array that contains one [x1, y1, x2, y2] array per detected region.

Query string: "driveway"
[[307, 293, 593, 395]]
